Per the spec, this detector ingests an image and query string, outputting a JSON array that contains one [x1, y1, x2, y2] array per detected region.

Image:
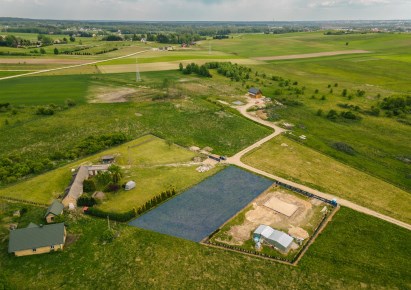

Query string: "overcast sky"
[[0, 0, 410, 21]]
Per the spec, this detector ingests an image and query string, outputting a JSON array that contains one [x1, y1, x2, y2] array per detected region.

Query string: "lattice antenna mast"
[[136, 57, 141, 82]]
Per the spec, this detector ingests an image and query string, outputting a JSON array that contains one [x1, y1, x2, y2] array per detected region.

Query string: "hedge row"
[[85, 188, 177, 222], [85, 207, 137, 222]]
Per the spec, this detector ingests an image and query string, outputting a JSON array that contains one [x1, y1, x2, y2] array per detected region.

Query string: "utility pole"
[[136, 57, 141, 82]]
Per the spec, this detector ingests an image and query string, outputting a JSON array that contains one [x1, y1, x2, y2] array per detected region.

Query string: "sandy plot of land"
[[88, 87, 136, 103], [226, 190, 319, 245], [98, 59, 262, 73], [253, 50, 370, 61], [0, 58, 90, 65], [264, 197, 298, 217]]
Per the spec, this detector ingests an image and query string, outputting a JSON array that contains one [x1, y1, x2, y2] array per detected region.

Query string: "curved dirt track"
[[253, 50, 370, 61], [227, 100, 411, 231]]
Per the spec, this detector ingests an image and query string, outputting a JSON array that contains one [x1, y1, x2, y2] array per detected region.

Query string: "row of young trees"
[[84, 188, 177, 222]]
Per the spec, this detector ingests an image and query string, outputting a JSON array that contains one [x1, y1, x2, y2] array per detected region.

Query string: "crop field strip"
[[129, 166, 274, 242]]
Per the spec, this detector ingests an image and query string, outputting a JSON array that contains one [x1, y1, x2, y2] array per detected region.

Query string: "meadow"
[[242, 135, 411, 224], [0, 204, 409, 289], [0, 71, 270, 162]]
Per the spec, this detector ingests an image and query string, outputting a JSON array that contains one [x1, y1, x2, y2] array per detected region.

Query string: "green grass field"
[[0, 205, 409, 289], [0, 135, 219, 209], [208, 32, 411, 58], [242, 135, 411, 224]]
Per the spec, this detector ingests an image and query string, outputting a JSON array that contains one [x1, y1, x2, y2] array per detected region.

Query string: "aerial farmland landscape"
[[0, 1, 410, 289]]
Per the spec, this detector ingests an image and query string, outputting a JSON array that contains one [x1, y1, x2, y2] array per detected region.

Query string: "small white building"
[[253, 225, 294, 252], [125, 181, 136, 191]]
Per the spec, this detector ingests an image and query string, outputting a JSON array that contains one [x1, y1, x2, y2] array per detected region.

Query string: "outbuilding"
[[253, 225, 293, 252], [8, 223, 66, 257], [101, 155, 115, 164], [248, 87, 263, 99], [44, 200, 64, 223], [125, 181, 136, 191]]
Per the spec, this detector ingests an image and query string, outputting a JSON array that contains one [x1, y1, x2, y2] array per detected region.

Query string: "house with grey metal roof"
[[8, 223, 66, 257], [253, 225, 294, 252], [45, 200, 64, 223]]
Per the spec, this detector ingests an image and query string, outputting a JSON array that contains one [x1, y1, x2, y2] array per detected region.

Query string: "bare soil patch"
[[88, 87, 136, 103], [253, 50, 370, 61], [225, 189, 324, 245]]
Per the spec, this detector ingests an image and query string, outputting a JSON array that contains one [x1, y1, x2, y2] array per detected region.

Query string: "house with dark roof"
[[248, 87, 263, 99], [45, 200, 64, 223], [8, 223, 66, 257]]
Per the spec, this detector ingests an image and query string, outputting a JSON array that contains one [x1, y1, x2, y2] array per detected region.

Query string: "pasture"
[[129, 166, 273, 242], [0, 204, 409, 289], [242, 135, 411, 224]]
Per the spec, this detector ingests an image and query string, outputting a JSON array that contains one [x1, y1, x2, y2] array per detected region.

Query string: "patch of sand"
[[226, 190, 321, 245], [253, 50, 370, 61], [88, 87, 136, 103]]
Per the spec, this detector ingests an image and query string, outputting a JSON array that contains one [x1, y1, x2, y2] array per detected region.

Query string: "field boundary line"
[[0, 48, 151, 81], [0, 196, 48, 207]]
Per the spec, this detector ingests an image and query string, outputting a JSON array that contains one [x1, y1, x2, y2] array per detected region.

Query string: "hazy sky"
[[0, 0, 410, 21]]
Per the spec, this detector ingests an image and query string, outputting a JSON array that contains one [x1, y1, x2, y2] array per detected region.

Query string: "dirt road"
[[0, 49, 151, 81], [228, 99, 411, 231], [253, 50, 370, 61]]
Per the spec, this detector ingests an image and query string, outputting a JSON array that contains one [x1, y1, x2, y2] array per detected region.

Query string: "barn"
[[253, 225, 294, 252]]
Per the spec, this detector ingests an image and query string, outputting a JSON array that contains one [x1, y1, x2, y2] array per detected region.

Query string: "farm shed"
[[125, 181, 136, 191], [8, 223, 66, 257], [253, 225, 293, 252], [44, 200, 64, 223], [248, 87, 263, 99], [101, 155, 115, 164]]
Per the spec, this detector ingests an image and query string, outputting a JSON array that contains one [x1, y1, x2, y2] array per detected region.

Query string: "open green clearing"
[[209, 32, 411, 58], [0, 204, 409, 289], [0, 135, 219, 210], [0, 71, 269, 162], [242, 135, 411, 224]]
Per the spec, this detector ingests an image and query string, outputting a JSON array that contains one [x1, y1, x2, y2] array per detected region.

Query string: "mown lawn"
[[0, 206, 409, 289], [0, 135, 217, 210], [0, 74, 90, 105], [242, 135, 411, 224]]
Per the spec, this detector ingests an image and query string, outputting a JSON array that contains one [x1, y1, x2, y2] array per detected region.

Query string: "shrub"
[[65, 99, 76, 107], [326, 110, 338, 120], [83, 179, 96, 193], [332, 142, 356, 155], [77, 196, 97, 207], [105, 183, 120, 192], [85, 207, 137, 222]]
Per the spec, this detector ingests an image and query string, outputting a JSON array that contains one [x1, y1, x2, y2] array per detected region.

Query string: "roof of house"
[[101, 155, 115, 160], [248, 87, 261, 95], [8, 223, 65, 253], [254, 225, 293, 249], [45, 200, 64, 217], [62, 166, 89, 207]]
